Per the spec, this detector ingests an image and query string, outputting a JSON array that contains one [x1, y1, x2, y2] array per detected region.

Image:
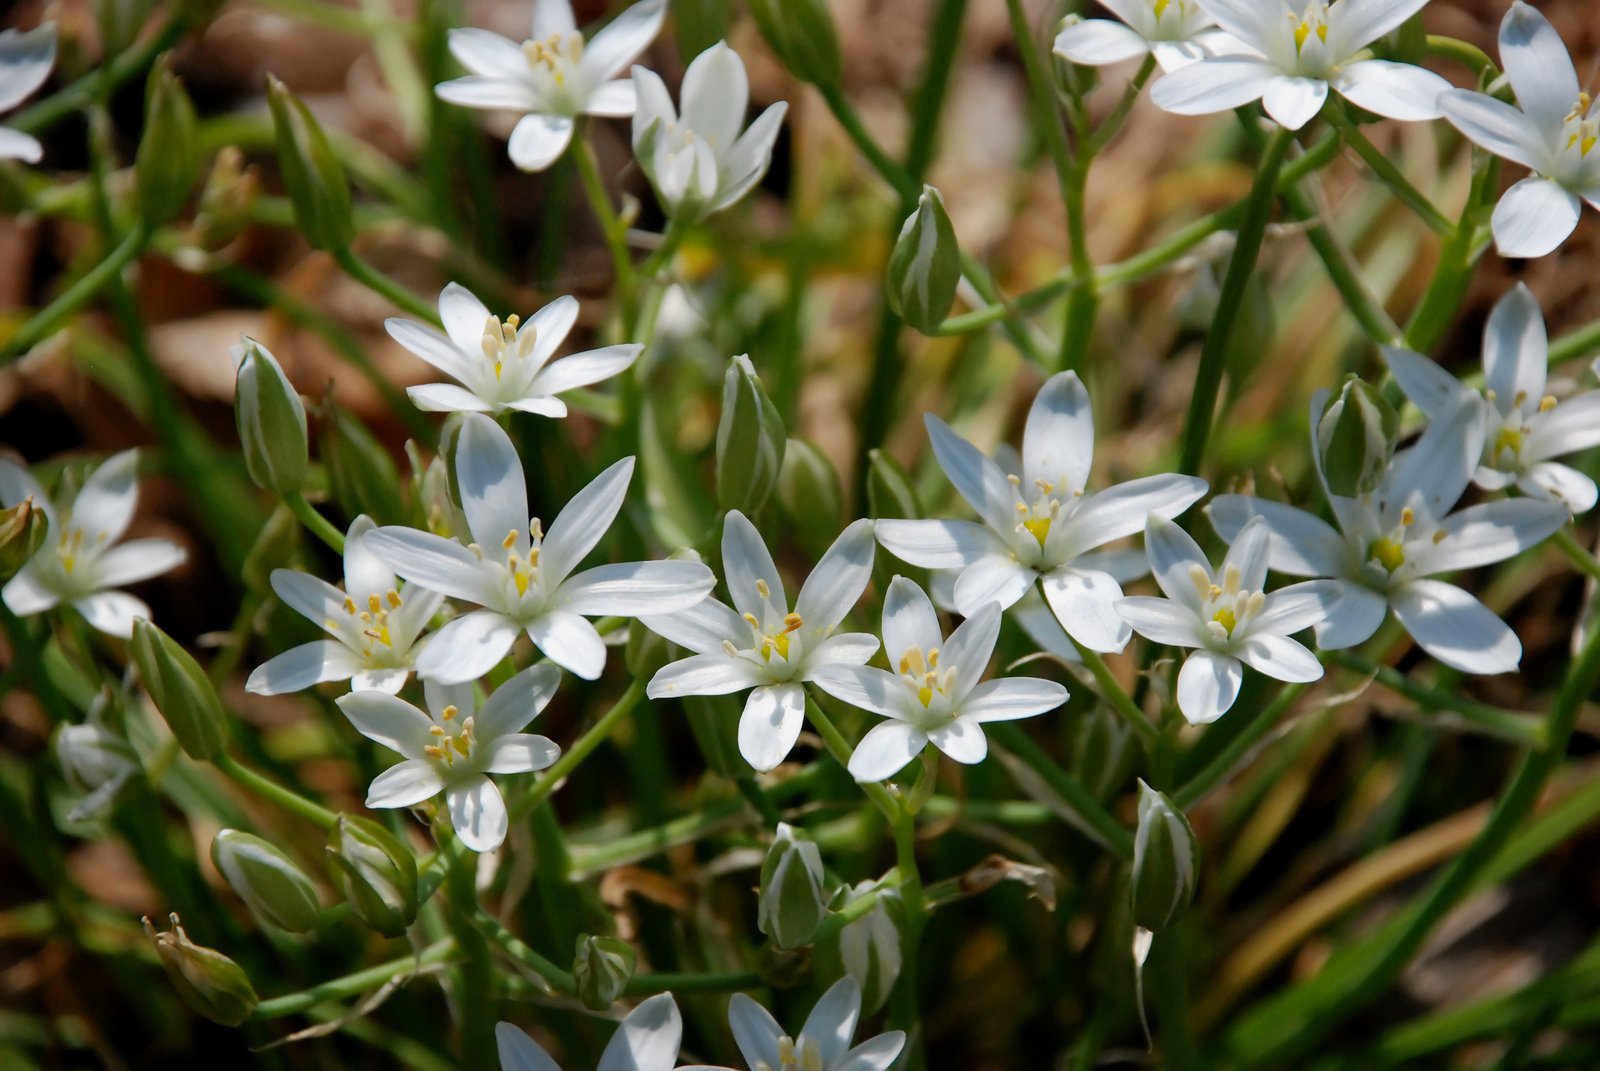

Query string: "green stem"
[[1174, 683, 1307, 808], [1425, 34, 1498, 76], [214, 753, 340, 830], [1177, 125, 1295, 477], [1325, 108, 1452, 235], [286, 492, 347, 554], [509, 679, 644, 821], [889, 804, 927, 1069], [332, 247, 440, 323], [1277, 175, 1403, 345], [1072, 644, 1163, 754], [1328, 650, 1548, 745], [1, 224, 150, 362], [1087, 56, 1157, 155], [803, 693, 900, 820], [1149, 928, 1197, 1069], [252, 939, 458, 1018], [816, 83, 917, 199], [988, 721, 1133, 857], [1552, 526, 1600, 582], [10, 19, 184, 134], [473, 911, 577, 994], [1548, 317, 1600, 366], [570, 133, 636, 310]]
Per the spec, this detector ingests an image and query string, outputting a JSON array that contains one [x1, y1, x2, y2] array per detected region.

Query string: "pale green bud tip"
[[574, 935, 638, 1010], [716, 354, 787, 514], [1317, 376, 1399, 498], [748, 0, 841, 87], [130, 619, 228, 762], [212, 830, 322, 933], [233, 336, 309, 496], [1130, 781, 1200, 932], [0, 496, 49, 582], [887, 185, 960, 336], [135, 56, 199, 226], [327, 815, 418, 938], [758, 822, 828, 949], [267, 75, 354, 251], [143, 913, 259, 1026]]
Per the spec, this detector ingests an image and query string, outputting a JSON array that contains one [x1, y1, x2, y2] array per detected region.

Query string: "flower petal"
[[882, 576, 943, 663], [407, 383, 495, 412], [496, 1023, 562, 1071], [639, 596, 746, 655], [1329, 0, 1430, 55], [508, 113, 575, 172], [1261, 75, 1328, 130], [0, 25, 57, 113], [336, 689, 434, 757], [928, 719, 988, 764], [0, 125, 42, 164], [847, 721, 926, 782], [436, 75, 536, 111], [1438, 88, 1546, 172], [729, 994, 785, 1071], [1391, 579, 1520, 674], [1116, 596, 1203, 647], [73, 591, 150, 638], [835, 1034, 908, 1071], [532, 0, 576, 39], [739, 683, 806, 771], [805, 632, 881, 668], [530, 344, 640, 398], [1497, 0, 1580, 139], [1314, 582, 1388, 649], [959, 676, 1070, 722], [1053, 18, 1152, 67], [1055, 473, 1208, 558], [448, 28, 527, 79], [722, 510, 786, 619], [457, 414, 531, 554], [366, 759, 444, 808], [1237, 634, 1324, 682], [483, 733, 562, 775], [477, 662, 562, 737], [1491, 176, 1581, 260], [1484, 282, 1548, 406], [598, 990, 682, 1071], [416, 609, 520, 683], [951, 554, 1035, 615], [794, 519, 876, 632], [526, 610, 608, 679], [925, 414, 1025, 543], [1527, 392, 1600, 460], [579, 0, 667, 84], [351, 668, 410, 693], [1412, 498, 1567, 574], [1143, 514, 1209, 609], [648, 653, 767, 698], [365, 527, 497, 604], [1040, 567, 1131, 653], [810, 665, 914, 720], [1382, 344, 1473, 420], [1151, 57, 1276, 117], [0, 458, 54, 520], [875, 519, 1003, 569], [584, 78, 637, 117], [447, 777, 508, 852], [542, 456, 634, 586], [93, 539, 186, 588], [799, 977, 862, 1066], [713, 101, 787, 210], [2, 568, 58, 615], [72, 449, 139, 546], [387, 317, 474, 382], [1175, 649, 1242, 724], [1334, 59, 1448, 122], [1520, 462, 1598, 514], [1023, 371, 1095, 497], [247, 641, 364, 695], [680, 41, 749, 153], [1250, 579, 1341, 635], [940, 601, 1002, 703], [559, 560, 716, 615]]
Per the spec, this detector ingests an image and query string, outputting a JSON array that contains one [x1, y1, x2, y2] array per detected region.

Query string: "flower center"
[[899, 644, 955, 711], [755, 1035, 824, 1071], [1189, 562, 1265, 642], [1290, 3, 1330, 52], [1564, 94, 1598, 158], [742, 579, 802, 662], [1365, 506, 1414, 574], [522, 32, 582, 77], [341, 589, 405, 652], [57, 526, 86, 575], [423, 704, 476, 767], [473, 520, 544, 601], [480, 313, 536, 384], [1008, 473, 1080, 554]]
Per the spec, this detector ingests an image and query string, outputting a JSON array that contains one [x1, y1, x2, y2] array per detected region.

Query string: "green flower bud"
[[326, 815, 418, 938], [0, 496, 48, 582], [758, 822, 827, 949], [777, 439, 843, 557], [886, 186, 960, 335], [233, 337, 308, 497], [320, 389, 405, 526], [143, 913, 258, 1026], [267, 76, 353, 251], [573, 935, 638, 1010], [134, 58, 200, 227], [866, 449, 920, 520], [674, 0, 731, 62], [1130, 781, 1200, 932], [747, 0, 841, 87], [815, 881, 902, 1016], [211, 830, 321, 933], [189, 146, 260, 256], [1070, 704, 1136, 803], [56, 690, 139, 824], [1317, 376, 1399, 498], [240, 504, 301, 595], [130, 619, 228, 762], [715, 354, 786, 515]]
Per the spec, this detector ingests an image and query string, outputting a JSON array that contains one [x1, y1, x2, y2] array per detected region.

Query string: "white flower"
[[1151, 0, 1449, 130], [1207, 394, 1568, 674], [643, 512, 878, 772], [497, 993, 704, 1071], [631, 42, 788, 220], [1053, 1, 1239, 73], [1439, 2, 1600, 258], [336, 663, 562, 852], [366, 414, 714, 682], [1115, 516, 1331, 723], [876, 371, 1207, 653], [246, 516, 445, 696], [57, 688, 140, 823], [0, 450, 186, 638], [728, 977, 905, 1071], [0, 24, 56, 164], [388, 283, 640, 416], [437, 0, 666, 172], [1384, 283, 1600, 514], [813, 577, 1069, 782]]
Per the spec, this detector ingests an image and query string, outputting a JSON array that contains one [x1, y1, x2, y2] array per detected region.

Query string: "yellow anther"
[[722, 639, 739, 656], [1222, 562, 1242, 594], [530, 518, 543, 541], [1540, 394, 1557, 412], [927, 647, 939, 666], [387, 589, 402, 608], [1399, 507, 1415, 527], [1007, 473, 1021, 486], [744, 612, 761, 629], [755, 578, 771, 599], [430, 725, 446, 736], [368, 593, 382, 614], [1432, 530, 1447, 545], [1208, 583, 1223, 599], [344, 596, 357, 614], [503, 530, 519, 551], [424, 744, 444, 760], [782, 612, 803, 633], [442, 705, 458, 721]]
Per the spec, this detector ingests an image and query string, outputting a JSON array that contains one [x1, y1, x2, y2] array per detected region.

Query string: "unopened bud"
[[1317, 376, 1398, 498], [233, 337, 308, 496], [240, 504, 301, 595], [715, 354, 786, 514], [135, 57, 200, 226], [267, 76, 353, 251], [321, 388, 405, 525], [0, 496, 48, 582], [326, 815, 418, 938], [130, 619, 228, 762], [57, 690, 139, 823], [777, 439, 843, 556], [747, 0, 841, 87], [866, 449, 920, 520], [816, 881, 902, 1015], [1130, 781, 1200, 932], [887, 186, 960, 335], [573, 934, 637, 1010], [190, 146, 260, 255], [1070, 704, 1136, 802], [758, 822, 828, 949], [212, 829, 321, 933], [143, 913, 258, 1026]]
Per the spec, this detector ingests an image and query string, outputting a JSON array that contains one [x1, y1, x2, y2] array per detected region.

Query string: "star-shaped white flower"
[[366, 414, 714, 682], [337, 663, 561, 852], [1207, 394, 1568, 673], [1116, 516, 1332, 723], [728, 977, 905, 1071], [1384, 283, 1600, 514], [246, 516, 445, 696], [0, 450, 186, 638], [1440, 2, 1600, 258], [388, 283, 640, 416], [1054, 0, 1239, 73], [497, 993, 713, 1071], [1151, 0, 1449, 130], [876, 371, 1207, 653], [631, 42, 788, 220], [643, 512, 879, 772], [813, 577, 1069, 782], [436, 0, 666, 172], [0, 24, 55, 164]]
